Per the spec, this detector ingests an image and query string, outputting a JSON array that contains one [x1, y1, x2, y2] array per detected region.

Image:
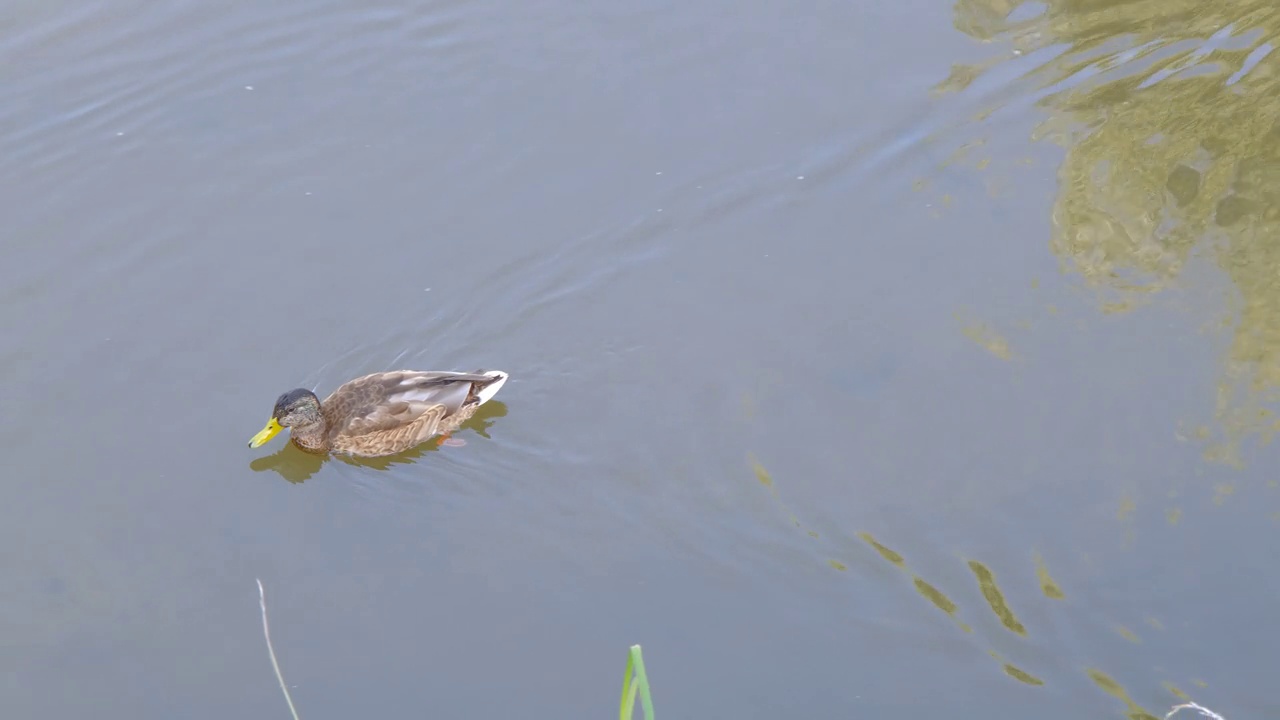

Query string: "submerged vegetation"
[[747, 457, 1242, 719]]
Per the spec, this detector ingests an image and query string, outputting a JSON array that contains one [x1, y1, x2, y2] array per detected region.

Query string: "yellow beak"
[[248, 417, 284, 448]]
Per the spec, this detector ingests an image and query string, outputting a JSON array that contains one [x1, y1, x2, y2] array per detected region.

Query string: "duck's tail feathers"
[[473, 370, 509, 405]]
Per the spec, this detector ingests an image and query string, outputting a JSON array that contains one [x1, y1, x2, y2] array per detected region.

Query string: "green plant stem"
[[619, 645, 654, 720]]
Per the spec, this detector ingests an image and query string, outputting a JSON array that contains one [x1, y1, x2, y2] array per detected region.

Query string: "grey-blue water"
[[4, 0, 1278, 717]]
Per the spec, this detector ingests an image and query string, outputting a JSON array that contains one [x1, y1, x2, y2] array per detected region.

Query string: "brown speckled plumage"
[[261, 369, 508, 457]]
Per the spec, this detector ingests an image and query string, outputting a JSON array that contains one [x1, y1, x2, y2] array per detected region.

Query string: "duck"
[[248, 369, 509, 457]]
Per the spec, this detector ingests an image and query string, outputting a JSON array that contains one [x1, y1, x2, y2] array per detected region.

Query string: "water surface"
[[3, 0, 1278, 718]]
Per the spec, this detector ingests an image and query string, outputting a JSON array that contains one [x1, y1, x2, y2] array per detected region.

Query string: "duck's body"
[[249, 369, 508, 457]]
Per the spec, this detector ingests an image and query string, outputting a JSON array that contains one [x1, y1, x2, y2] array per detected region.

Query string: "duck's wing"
[[323, 371, 506, 452], [330, 403, 452, 456]]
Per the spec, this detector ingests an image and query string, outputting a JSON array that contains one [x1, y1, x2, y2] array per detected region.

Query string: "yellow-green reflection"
[[948, 0, 1280, 460], [1003, 662, 1046, 686], [914, 577, 960, 617], [1033, 553, 1065, 599], [749, 456, 813, 535], [1087, 668, 1161, 720], [741, 462, 1244, 697], [967, 560, 1027, 635], [986, 648, 1045, 687], [744, 456, 1208, 702], [1115, 625, 1142, 643], [958, 313, 1015, 360], [858, 531, 906, 567], [858, 532, 972, 632]]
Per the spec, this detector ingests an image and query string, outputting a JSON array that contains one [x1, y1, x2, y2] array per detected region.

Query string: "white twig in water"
[[1166, 702, 1226, 720], [257, 578, 302, 720]]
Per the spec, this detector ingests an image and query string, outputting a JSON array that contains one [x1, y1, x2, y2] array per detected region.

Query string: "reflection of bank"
[[944, 0, 1280, 463]]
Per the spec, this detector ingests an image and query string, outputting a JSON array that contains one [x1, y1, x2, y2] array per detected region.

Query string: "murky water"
[[4, 0, 1279, 717]]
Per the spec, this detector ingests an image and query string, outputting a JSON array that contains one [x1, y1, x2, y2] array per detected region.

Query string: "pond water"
[[4, 0, 1279, 718]]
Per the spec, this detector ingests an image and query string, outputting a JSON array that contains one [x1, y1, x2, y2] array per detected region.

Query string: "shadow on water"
[[748, 456, 1213, 719], [941, 0, 1280, 466], [248, 401, 508, 483]]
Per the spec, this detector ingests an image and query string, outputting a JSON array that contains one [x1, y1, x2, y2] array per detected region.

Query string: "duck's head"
[[248, 388, 321, 448]]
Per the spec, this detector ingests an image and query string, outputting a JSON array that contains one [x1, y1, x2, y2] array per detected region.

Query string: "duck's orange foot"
[[436, 434, 466, 448]]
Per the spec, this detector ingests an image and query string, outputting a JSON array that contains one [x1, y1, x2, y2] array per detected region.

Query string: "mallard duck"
[[248, 369, 509, 457]]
